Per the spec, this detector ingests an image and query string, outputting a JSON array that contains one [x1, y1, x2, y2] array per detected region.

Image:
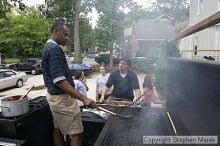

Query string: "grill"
[[80, 105, 123, 146], [95, 106, 176, 146], [0, 96, 53, 146]]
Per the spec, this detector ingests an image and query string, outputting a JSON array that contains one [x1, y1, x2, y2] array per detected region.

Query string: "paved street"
[[1, 57, 161, 108], [0, 72, 145, 101]]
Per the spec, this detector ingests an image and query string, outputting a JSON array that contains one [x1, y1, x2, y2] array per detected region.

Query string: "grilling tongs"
[[96, 106, 132, 118]]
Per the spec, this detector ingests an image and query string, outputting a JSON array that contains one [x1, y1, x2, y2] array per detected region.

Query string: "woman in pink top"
[[140, 74, 166, 107], [140, 75, 154, 107]]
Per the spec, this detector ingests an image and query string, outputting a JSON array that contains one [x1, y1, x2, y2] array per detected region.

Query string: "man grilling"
[[42, 22, 96, 146], [99, 58, 141, 104]]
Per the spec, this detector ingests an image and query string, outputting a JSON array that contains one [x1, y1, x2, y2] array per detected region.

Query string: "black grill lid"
[[95, 106, 176, 146]]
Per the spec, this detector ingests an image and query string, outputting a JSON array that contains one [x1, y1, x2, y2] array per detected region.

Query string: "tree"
[[39, 0, 95, 63], [73, 0, 81, 63], [79, 18, 95, 53], [96, 13, 124, 68], [40, 0, 137, 64], [95, 0, 137, 68], [0, 0, 25, 18], [152, 0, 189, 22], [96, 14, 123, 52], [0, 7, 51, 59]]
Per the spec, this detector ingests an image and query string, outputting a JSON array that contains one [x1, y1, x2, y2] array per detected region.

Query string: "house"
[[179, 0, 220, 61], [123, 15, 177, 59]]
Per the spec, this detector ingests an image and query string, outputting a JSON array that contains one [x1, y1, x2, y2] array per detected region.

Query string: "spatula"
[[19, 86, 34, 101], [96, 106, 132, 118]]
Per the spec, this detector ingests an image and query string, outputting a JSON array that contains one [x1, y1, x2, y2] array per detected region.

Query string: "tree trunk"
[[73, 0, 82, 63], [110, 48, 113, 71]]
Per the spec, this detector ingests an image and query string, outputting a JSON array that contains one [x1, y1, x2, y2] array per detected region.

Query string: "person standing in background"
[[140, 74, 166, 107], [74, 70, 89, 106], [96, 65, 111, 101], [100, 58, 141, 103]]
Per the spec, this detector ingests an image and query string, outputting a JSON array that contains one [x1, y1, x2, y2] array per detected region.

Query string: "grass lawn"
[[5, 58, 19, 64]]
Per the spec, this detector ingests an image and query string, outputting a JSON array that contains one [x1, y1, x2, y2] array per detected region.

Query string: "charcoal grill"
[[94, 106, 176, 146], [80, 104, 124, 146]]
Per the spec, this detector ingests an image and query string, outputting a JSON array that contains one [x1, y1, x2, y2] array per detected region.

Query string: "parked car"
[[95, 54, 120, 65], [9, 58, 42, 75], [68, 63, 93, 76], [131, 57, 154, 65], [0, 69, 28, 90], [65, 54, 74, 64], [87, 53, 98, 58]]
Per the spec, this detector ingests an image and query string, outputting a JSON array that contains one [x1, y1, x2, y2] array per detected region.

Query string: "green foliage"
[[0, 7, 51, 59], [79, 18, 95, 52], [96, 14, 123, 52], [0, 0, 25, 18], [152, 0, 189, 22], [40, 0, 95, 54], [39, 0, 73, 21], [95, 0, 135, 52]]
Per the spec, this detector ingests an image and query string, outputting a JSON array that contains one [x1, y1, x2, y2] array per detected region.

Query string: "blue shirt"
[[41, 39, 74, 95]]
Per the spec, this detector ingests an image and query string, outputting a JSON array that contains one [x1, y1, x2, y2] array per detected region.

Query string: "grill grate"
[[98, 107, 176, 146]]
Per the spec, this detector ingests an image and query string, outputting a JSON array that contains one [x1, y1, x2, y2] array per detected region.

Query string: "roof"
[[152, 14, 175, 22], [133, 16, 177, 41]]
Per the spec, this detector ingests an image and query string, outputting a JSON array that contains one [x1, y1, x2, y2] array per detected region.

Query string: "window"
[[194, 45, 198, 55], [194, 37, 198, 55], [19, 61, 26, 65], [4, 71, 16, 77], [27, 60, 36, 65], [197, 0, 204, 15]]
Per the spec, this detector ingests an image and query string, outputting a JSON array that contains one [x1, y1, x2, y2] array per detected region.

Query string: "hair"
[[51, 22, 65, 33], [143, 75, 153, 90], [100, 64, 107, 71], [120, 58, 131, 66], [74, 70, 83, 79]]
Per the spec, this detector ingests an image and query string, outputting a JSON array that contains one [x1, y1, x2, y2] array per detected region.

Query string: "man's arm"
[[99, 72, 113, 102], [132, 71, 141, 101], [84, 82, 89, 91], [96, 84, 99, 101], [134, 88, 141, 101], [99, 86, 109, 103], [56, 80, 96, 108]]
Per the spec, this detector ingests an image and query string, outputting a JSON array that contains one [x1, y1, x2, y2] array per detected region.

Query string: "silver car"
[[0, 69, 28, 90]]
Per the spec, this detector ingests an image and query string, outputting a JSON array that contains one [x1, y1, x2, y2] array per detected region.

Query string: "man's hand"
[[96, 95, 99, 102], [99, 97, 105, 103], [83, 98, 96, 109]]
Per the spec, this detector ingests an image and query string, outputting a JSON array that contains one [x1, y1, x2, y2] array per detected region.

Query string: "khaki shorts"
[[46, 92, 83, 135]]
